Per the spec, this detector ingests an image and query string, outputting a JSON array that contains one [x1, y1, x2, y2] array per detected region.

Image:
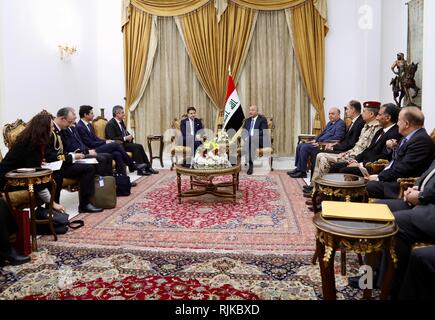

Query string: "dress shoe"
[[145, 167, 159, 174], [305, 199, 313, 206], [0, 248, 31, 266], [303, 191, 313, 198], [303, 185, 314, 192], [131, 181, 137, 187], [247, 166, 253, 175], [130, 163, 146, 171], [287, 169, 300, 176], [290, 171, 307, 178], [79, 203, 104, 213], [137, 168, 151, 176]]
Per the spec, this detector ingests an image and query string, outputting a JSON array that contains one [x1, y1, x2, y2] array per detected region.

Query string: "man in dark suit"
[[242, 105, 269, 175], [62, 123, 114, 178], [76, 105, 147, 177], [180, 107, 204, 158], [45, 107, 103, 213], [105, 106, 158, 175], [324, 100, 365, 153], [289, 107, 345, 178], [303, 100, 364, 194], [376, 159, 435, 299], [367, 107, 435, 199], [329, 103, 402, 176]]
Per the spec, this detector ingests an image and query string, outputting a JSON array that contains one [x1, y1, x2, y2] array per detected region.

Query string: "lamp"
[[58, 44, 77, 60]]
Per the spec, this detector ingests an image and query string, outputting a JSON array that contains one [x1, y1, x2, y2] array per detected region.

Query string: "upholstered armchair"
[[2, 119, 79, 192], [257, 117, 274, 171], [169, 116, 207, 170], [92, 116, 108, 140]]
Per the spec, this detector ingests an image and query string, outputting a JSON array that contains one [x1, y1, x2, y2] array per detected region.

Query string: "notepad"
[[321, 201, 395, 222]]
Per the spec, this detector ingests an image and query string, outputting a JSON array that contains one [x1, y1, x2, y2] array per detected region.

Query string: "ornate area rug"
[[0, 245, 367, 300], [40, 171, 315, 255]]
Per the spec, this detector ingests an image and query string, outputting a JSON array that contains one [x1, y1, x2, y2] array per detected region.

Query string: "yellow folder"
[[321, 201, 395, 222]]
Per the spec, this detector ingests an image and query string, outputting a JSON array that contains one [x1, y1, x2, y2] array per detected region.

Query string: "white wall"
[[0, 0, 99, 155], [380, 0, 408, 104], [324, 0, 382, 115], [422, 0, 435, 132], [96, 0, 125, 118]]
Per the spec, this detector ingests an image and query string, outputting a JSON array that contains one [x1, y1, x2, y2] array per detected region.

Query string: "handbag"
[[35, 207, 84, 235], [11, 208, 31, 256], [115, 175, 131, 197], [90, 176, 117, 209]]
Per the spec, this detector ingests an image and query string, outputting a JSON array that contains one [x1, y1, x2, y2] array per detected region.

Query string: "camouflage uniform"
[[311, 119, 382, 182]]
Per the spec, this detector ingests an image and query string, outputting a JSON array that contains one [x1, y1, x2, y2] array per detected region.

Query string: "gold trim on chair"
[[3, 119, 26, 149]]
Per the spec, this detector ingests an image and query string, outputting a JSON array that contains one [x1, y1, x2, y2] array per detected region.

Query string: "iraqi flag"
[[223, 74, 245, 135]]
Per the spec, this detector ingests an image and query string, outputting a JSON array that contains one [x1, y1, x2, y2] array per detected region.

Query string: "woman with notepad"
[[0, 111, 65, 213]]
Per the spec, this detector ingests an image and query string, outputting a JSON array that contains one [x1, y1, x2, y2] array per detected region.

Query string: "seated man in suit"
[[76, 105, 147, 177], [375, 159, 435, 299], [242, 105, 269, 175], [46, 107, 103, 213], [329, 103, 402, 176], [289, 107, 345, 178], [105, 106, 158, 175], [180, 107, 204, 160], [367, 107, 435, 199], [310, 101, 382, 184], [0, 197, 31, 266], [303, 100, 364, 194]]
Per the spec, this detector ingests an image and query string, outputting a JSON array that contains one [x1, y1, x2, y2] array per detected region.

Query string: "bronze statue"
[[390, 53, 420, 107]]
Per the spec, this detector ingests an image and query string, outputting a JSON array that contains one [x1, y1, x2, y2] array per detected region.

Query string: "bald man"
[[242, 105, 269, 175], [367, 107, 435, 199], [289, 107, 345, 178]]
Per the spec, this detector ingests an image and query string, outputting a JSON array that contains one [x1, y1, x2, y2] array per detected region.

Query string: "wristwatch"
[[418, 191, 426, 205]]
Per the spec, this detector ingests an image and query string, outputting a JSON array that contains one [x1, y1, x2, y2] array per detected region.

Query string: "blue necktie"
[[249, 119, 255, 135]]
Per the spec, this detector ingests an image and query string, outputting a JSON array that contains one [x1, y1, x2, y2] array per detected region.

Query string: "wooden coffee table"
[[175, 165, 241, 203]]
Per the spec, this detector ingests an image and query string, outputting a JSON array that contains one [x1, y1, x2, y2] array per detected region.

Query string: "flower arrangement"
[[193, 131, 231, 169]]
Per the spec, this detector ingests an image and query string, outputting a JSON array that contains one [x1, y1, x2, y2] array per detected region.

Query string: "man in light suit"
[[242, 105, 269, 175], [105, 105, 158, 175], [377, 159, 435, 299], [367, 107, 434, 199], [180, 107, 204, 158]]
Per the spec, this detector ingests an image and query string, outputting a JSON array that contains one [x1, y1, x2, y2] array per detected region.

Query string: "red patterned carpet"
[[0, 171, 369, 300], [41, 170, 316, 255]]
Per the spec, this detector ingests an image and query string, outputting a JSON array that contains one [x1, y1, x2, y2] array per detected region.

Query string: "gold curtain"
[[181, 1, 256, 110], [130, 0, 209, 16], [134, 17, 217, 149], [238, 10, 310, 155], [291, 0, 327, 131], [123, 6, 152, 127], [232, 0, 306, 10]]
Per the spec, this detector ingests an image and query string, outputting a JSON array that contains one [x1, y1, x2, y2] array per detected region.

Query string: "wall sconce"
[[58, 44, 77, 60]]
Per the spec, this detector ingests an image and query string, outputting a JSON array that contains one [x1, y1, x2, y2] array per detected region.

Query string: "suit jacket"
[[316, 119, 346, 142], [0, 142, 42, 189], [378, 128, 435, 182], [180, 118, 204, 145], [243, 115, 269, 148], [76, 120, 106, 149], [333, 115, 365, 152], [44, 125, 74, 167], [416, 159, 435, 204], [105, 118, 130, 143], [355, 124, 402, 164], [62, 126, 90, 154]]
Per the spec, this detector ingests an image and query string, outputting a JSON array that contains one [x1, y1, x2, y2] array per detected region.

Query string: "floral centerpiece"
[[193, 131, 232, 169]]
